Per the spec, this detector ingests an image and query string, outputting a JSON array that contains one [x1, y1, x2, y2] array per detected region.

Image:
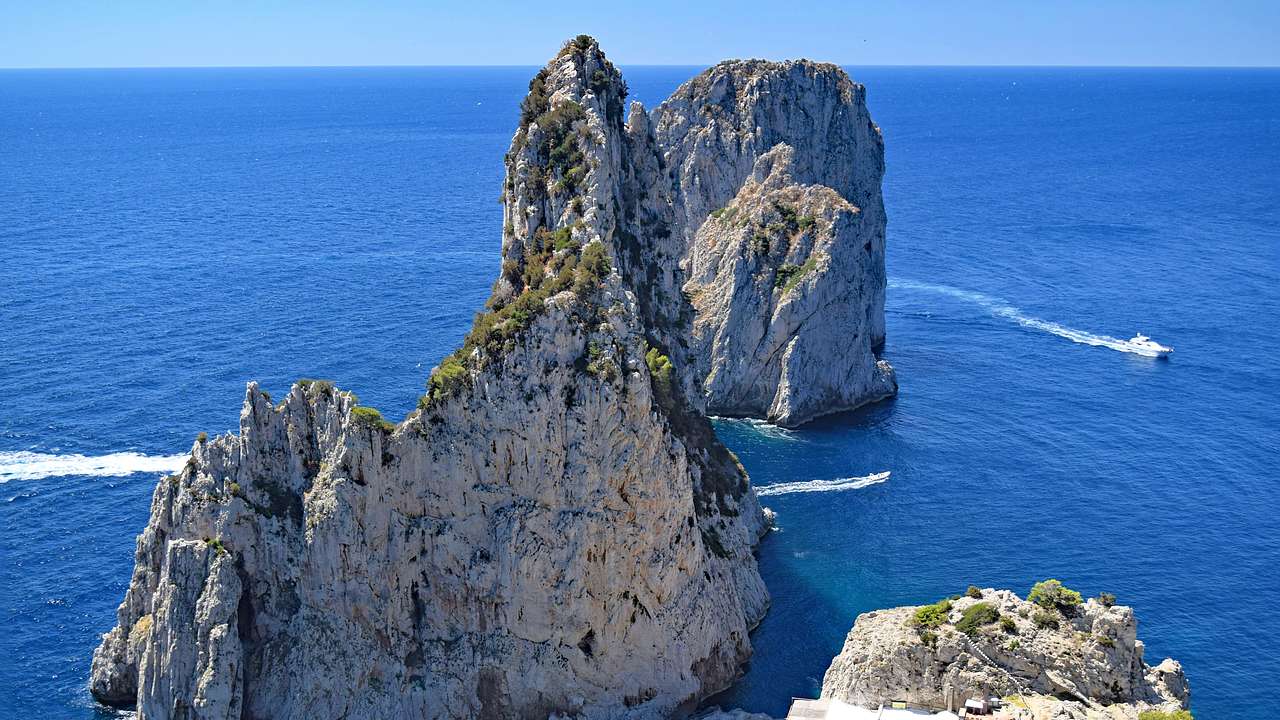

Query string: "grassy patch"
[[910, 599, 953, 629], [775, 255, 818, 293], [956, 602, 1000, 636], [350, 406, 396, 433], [422, 240, 611, 408]]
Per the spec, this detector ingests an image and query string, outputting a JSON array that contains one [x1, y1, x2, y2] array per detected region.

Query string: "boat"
[[1127, 333, 1173, 357]]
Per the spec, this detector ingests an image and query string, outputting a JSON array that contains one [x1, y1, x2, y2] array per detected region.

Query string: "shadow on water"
[[701, 529, 856, 715], [800, 394, 900, 434], [702, 396, 904, 716]]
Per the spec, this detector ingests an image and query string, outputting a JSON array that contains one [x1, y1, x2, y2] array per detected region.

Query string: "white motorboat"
[[1127, 333, 1173, 357]]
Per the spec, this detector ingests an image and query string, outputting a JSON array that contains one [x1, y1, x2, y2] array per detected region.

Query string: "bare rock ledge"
[[819, 587, 1190, 720]]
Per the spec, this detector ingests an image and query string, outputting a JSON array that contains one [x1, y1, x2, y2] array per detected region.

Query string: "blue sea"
[[2, 66, 1277, 719]]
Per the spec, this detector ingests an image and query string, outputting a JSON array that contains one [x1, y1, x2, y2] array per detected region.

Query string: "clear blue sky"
[[3, 0, 1277, 68]]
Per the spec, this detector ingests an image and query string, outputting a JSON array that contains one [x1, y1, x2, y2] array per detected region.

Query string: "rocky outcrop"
[[91, 37, 894, 719], [682, 145, 895, 425], [651, 59, 895, 426], [820, 587, 1190, 720]]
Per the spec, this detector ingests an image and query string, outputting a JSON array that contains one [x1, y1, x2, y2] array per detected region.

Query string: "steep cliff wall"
[[91, 37, 894, 719], [650, 59, 895, 426]]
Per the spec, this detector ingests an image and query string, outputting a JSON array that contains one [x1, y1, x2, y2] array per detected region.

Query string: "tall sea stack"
[[90, 37, 893, 719]]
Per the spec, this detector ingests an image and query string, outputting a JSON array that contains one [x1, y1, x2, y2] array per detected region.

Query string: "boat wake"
[[709, 416, 802, 441], [890, 279, 1169, 357], [756, 471, 890, 496], [0, 451, 188, 483]]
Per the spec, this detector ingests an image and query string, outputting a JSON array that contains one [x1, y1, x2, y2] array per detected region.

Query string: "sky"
[[2, 0, 1277, 69]]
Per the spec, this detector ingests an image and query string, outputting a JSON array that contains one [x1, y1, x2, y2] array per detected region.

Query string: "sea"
[[1, 65, 1277, 719]]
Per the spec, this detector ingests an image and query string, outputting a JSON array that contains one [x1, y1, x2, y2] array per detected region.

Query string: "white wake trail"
[[756, 471, 890, 496], [0, 451, 188, 483], [890, 279, 1165, 357], [709, 416, 802, 441]]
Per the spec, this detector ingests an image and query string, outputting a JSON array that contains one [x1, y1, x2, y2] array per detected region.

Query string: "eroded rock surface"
[[91, 36, 895, 719], [683, 145, 895, 425], [820, 589, 1190, 720], [650, 59, 894, 425]]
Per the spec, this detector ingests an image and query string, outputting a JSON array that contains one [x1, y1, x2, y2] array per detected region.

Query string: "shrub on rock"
[[956, 602, 999, 636], [1029, 579, 1083, 614]]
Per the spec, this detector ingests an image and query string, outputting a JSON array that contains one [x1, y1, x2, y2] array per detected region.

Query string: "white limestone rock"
[[819, 589, 1190, 720], [683, 144, 895, 426], [92, 37, 767, 720], [90, 36, 898, 719], [649, 59, 895, 426]]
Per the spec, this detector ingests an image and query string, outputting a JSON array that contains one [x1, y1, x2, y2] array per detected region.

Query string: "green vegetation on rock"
[[645, 346, 674, 390], [910, 599, 953, 629], [955, 602, 1000, 636], [350, 406, 395, 433], [1029, 579, 1083, 614], [1138, 711, 1193, 720], [422, 238, 612, 408], [296, 378, 336, 398], [774, 255, 818, 293], [1033, 609, 1060, 629]]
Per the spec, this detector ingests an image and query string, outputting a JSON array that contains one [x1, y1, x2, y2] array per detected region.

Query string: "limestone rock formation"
[[91, 36, 895, 719], [819, 588, 1190, 720], [682, 144, 895, 425], [651, 59, 895, 426]]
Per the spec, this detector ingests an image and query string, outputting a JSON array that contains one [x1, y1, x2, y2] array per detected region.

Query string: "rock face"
[[820, 588, 1190, 720], [650, 59, 896, 426], [91, 37, 894, 719], [681, 144, 895, 425]]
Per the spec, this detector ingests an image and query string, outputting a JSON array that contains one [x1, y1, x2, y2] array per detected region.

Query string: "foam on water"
[[755, 471, 890, 496], [710, 417, 803, 441], [0, 451, 188, 483], [890, 279, 1168, 357]]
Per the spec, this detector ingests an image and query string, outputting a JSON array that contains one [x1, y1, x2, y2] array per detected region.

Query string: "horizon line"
[[3, 62, 1279, 71]]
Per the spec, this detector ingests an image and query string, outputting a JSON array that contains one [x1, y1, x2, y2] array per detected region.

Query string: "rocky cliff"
[[91, 37, 894, 719], [650, 58, 895, 426], [820, 585, 1190, 720]]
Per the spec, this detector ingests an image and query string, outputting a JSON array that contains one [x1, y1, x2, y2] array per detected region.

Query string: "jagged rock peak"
[[88, 36, 902, 720], [494, 35, 628, 307]]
